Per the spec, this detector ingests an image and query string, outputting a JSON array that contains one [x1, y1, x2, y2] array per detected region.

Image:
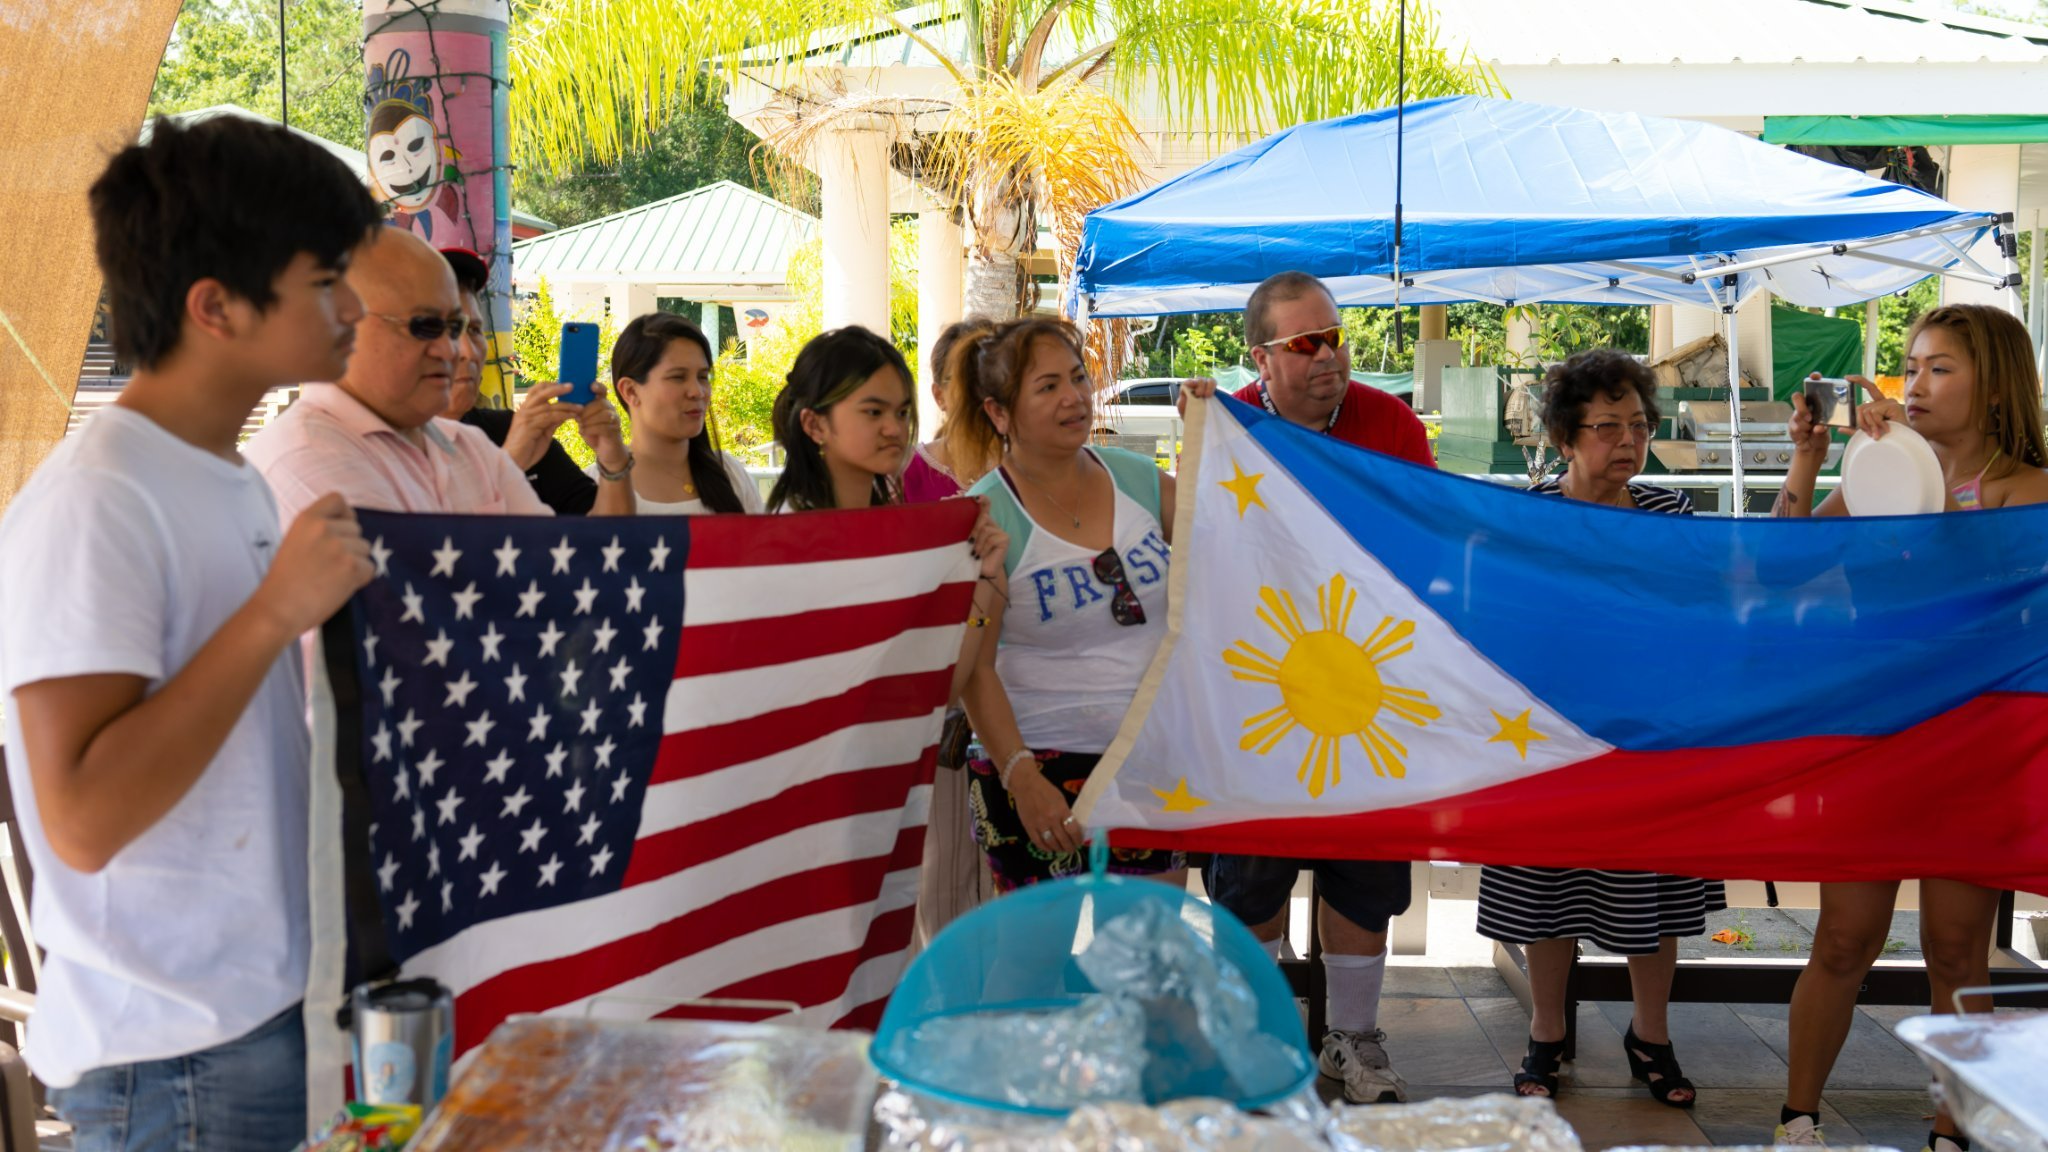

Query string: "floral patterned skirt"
[[966, 749, 1183, 892]]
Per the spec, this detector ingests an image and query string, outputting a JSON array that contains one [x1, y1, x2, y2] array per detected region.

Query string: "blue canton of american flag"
[[327, 503, 979, 1058], [348, 514, 684, 957]]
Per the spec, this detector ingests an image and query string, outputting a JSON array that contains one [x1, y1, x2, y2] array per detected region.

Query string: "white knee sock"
[[1260, 935, 1284, 960], [1324, 949, 1389, 1034]]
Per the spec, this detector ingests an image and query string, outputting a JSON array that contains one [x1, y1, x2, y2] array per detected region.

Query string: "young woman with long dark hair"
[[768, 325, 1009, 705], [605, 312, 762, 515]]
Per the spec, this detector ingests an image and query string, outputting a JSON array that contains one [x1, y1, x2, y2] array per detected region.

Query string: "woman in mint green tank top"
[[949, 318, 1187, 892]]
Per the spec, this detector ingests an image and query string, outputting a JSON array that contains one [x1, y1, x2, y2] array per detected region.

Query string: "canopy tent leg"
[[1726, 304, 1747, 516]]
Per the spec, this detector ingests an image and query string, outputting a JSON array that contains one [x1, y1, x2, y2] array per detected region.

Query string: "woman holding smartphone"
[[1772, 303, 2048, 1152]]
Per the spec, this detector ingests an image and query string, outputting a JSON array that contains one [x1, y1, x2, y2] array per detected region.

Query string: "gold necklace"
[[1011, 459, 1085, 529]]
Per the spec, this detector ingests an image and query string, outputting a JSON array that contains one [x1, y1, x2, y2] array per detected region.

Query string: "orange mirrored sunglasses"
[[1259, 325, 1345, 356]]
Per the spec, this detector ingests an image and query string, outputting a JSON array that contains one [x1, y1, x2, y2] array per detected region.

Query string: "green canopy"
[[1771, 304, 1864, 403], [1763, 115, 2048, 146]]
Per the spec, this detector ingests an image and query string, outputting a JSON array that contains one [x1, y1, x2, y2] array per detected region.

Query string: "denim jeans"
[[51, 1005, 306, 1152]]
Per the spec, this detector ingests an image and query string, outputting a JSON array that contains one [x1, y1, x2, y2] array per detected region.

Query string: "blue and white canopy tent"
[[1071, 95, 2022, 508]]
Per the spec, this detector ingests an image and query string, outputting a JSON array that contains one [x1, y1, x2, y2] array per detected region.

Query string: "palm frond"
[[1100, 0, 1498, 138], [508, 0, 892, 176]]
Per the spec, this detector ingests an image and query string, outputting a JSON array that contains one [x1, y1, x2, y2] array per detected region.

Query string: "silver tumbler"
[[351, 978, 454, 1109]]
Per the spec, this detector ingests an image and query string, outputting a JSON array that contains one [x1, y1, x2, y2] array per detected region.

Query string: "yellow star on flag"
[[1488, 708, 1550, 760], [1218, 459, 1267, 519], [1151, 776, 1211, 813]]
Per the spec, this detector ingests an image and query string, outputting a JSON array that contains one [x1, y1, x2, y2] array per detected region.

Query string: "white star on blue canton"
[[430, 537, 461, 578], [501, 785, 532, 818], [443, 670, 478, 709]]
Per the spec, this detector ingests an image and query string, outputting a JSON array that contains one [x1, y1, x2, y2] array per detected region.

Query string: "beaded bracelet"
[[998, 748, 1035, 789]]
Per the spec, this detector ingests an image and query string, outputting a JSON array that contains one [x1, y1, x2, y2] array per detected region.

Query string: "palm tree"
[[509, 0, 1496, 326]]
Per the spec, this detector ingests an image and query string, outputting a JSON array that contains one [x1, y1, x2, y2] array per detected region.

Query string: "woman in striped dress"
[[1477, 349, 1724, 1109]]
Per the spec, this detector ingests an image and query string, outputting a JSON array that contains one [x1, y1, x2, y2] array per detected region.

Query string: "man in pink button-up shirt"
[[248, 227, 635, 523]]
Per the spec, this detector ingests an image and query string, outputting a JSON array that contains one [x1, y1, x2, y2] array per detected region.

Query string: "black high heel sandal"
[[1514, 1036, 1566, 1098], [1623, 1023, 1697, 1109]]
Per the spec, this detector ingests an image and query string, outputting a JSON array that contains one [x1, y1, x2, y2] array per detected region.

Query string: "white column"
[[1864, 298, 1882, 379], [1670, 304, 1717, 350], [1942, 144, 2022, 313], [916, 198, 966, 436], [818, 129, 892, 335], [1649, 305, 1674, 361], [606, 282, 656, 328]]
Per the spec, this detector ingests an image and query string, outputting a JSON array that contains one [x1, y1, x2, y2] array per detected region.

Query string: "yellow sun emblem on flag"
[[1223, 575, 1442, 798]]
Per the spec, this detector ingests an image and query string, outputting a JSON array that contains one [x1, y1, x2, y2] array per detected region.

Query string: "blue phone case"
[[557, 322, 600, 405]]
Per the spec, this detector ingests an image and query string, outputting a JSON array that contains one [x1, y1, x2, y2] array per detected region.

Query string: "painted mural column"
[[363, 0, 515, 406]]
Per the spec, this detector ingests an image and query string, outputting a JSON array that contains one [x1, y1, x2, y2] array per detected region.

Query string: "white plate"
[[1841, 421, 1945, 516]]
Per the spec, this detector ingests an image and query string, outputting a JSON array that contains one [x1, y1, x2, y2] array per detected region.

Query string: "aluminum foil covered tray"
[[407, 1017, 877, 1152]]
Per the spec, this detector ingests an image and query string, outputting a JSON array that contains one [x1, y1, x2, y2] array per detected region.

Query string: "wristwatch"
[[595, 452, 635, 483]]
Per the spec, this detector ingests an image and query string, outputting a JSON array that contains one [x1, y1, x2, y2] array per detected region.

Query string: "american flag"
[[328, 502, 978, 1054]]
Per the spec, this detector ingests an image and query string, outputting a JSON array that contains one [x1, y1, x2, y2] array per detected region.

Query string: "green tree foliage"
[[1168, 322, 1249, 377], [149, 0, 367, 151], [511, 87, 799, 231]]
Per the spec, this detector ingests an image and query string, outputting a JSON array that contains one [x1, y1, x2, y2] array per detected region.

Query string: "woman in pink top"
[[902, 317, 997, 504]]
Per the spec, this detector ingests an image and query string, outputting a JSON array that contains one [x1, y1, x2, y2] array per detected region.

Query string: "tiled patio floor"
[[1363, 963, 1946, 1150]]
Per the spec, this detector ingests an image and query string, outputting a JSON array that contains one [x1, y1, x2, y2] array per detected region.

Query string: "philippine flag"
[[1074, 395, 2048, 896]]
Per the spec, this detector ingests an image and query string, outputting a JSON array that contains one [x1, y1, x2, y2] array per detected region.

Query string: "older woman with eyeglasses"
[[949, 317, 1184, 892], [1477, 348, 1725, 1109]]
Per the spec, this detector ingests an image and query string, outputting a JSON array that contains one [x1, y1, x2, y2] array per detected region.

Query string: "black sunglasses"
[[1091, 547, 1147, 627], [367, 312, 479, 343]]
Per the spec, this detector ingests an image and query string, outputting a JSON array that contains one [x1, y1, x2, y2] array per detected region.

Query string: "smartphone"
[[557, 322, 600, 405], [1803, 376, 1857, 429]]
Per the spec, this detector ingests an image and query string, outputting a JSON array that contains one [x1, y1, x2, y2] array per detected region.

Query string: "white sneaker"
[[1318, 1028, 1409, 1104], [1775, 1115, 1826, 1146]]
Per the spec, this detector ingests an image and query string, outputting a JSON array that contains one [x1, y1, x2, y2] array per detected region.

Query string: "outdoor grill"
[[1649, 400, 1845, 473]]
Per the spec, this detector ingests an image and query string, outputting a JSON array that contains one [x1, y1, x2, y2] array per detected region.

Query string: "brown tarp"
[[0, 3, 181, 514]]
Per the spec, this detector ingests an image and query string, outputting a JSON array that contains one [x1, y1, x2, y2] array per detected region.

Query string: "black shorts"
[[1204, 855, 1413, 934]]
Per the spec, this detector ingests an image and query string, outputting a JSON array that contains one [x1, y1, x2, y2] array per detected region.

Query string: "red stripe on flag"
[[1104, 692, 2048, 895], [651, 668, 953, 783], [834, 994, 890, 1032], [655, 904, 919, 1025], [451, 824, 927, 1052], [674, 585, 975, 678], [686, 501, 978, 567], [622, 756, 935, 887]]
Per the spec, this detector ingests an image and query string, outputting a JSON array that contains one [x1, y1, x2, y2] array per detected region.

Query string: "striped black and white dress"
[[1475, 477, 1727, 955]]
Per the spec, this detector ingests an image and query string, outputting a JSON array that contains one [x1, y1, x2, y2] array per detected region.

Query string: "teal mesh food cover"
[[871, 854, 1314, 1116]]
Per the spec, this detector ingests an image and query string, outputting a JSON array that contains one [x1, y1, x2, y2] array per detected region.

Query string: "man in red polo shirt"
[[1186, 270, 1432, 1104], [1232, 270, 1434, 466]]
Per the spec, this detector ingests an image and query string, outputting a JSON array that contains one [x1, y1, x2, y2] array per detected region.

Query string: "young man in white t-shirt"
[[0, 115, 380, 1150]]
